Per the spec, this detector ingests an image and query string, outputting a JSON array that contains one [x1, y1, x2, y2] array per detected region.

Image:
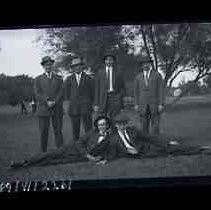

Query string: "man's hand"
[[158, 105, 164, 113], [96, 159, 107, 166], [93, 106, 99, 112], [47, 100, 56, 108], [134, 105, 139, 112], [86, 154, 102, 162], [127, 148, 138, 155]]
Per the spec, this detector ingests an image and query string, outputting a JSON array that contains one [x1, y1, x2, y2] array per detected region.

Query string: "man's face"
[[43, 62, 54, 73], [141, 63, 151, 72], [115, 122, 127, 131], [73, 64, 83, 73], [97, 119, 108, 134], [105, 56, 115, 67]]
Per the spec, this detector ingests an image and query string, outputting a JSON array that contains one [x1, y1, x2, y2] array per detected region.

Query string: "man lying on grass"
[[107, 113, 211, 160], [10, 114, 211, 169], [10, 115, 113, 168]]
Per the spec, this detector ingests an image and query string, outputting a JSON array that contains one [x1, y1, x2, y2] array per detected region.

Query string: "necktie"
[[123, 131, 133, 147], [144, 71, 148, 86], [75, 73, 81, 86], [107, 67, 113, 92]]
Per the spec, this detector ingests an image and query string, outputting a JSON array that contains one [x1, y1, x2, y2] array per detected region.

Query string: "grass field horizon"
[[1, 94, 211, 182]]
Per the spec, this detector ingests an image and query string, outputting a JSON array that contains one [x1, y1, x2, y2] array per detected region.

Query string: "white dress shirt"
[[45, 72, 52, 79], [75, 72, 82, 86], [97, 132, 107, 144], [117, 129, 135, 150], [143, 69, 151, 86], [106, 66, 114, 92]]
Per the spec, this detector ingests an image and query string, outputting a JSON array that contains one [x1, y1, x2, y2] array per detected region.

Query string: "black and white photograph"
[[1, 23, 211, 191]]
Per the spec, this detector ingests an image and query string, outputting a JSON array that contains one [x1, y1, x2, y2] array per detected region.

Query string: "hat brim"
[[70, 62, 84, 67], [94, 115, 111, 129], [104, 54, 116, 60], [139, 60, 153, 65], [41, 60, 55, 65], [114, 119, 130, 123]]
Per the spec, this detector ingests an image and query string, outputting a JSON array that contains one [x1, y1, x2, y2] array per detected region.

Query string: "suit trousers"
[[104, 92, 122, 121], [69, 114, 92, 141], [140, 104, 160, 136], [38, 115, 63, 152]]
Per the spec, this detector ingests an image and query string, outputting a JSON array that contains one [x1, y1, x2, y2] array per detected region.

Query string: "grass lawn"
[[1, 97, 211, 183]]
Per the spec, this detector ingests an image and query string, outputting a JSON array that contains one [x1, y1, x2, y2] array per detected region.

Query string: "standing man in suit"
[[134, 57, 164, 136], [65, 55, 94, 141], [93, 51, 126, 123], [34, 56, 64, 152]]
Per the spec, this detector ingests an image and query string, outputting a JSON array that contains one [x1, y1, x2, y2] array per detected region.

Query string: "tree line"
[[0, 74, 34, 106], [2, 23, 211, 106]]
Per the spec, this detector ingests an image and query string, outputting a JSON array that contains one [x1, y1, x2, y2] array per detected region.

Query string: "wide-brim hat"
[[41, 56, 55, 65], [70, 56, 84, 67], [103, 50, 116, 61], [93, 115, 111, 129], [113, 113, 130, 123], [139, 57, 153, 65]]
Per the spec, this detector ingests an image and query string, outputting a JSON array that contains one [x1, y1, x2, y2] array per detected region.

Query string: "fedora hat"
[[41, 56, 54, 65], [70, 56, 84, 67], [113, 113, 130, 123], [93, 115, 111, 130], [139, 57, 153, 65], [103, 50, 116, 61]]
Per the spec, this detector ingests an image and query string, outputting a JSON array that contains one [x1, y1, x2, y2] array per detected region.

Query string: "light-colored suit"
[[34, 72, 64, 152], [134, 70, 164, 135]]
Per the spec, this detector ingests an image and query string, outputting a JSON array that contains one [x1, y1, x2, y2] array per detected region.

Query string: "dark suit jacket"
[[34, 73, 64, 117], [76, 130, 112, 159], [65, 72, 94, 116], [134, 70, 164, 115], [94, 67, 126, 112], [108, 126, 146, 160]]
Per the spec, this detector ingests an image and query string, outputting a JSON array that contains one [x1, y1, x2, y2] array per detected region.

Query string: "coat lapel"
[[79, 72, 85, 87], [72, 74, 78, 88]]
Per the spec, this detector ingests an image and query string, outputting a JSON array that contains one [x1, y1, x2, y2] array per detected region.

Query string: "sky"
[[0, 28, 196, 87], [0, 29, 46, 78]]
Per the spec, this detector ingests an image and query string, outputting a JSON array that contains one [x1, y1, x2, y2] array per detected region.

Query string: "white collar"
[[45, 72, 53, 78], [75, 72, 82, 76]]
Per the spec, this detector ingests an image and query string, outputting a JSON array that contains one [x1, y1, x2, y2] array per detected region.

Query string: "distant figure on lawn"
[[31, 97, 37, 114], [21, 100, 28, 115], [10, 116, 113, 168]]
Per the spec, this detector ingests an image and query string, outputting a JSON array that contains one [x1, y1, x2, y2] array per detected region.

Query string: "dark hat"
[[139, 57, 153, 65], [94, 115, 111, 129], [41, 56, 54, 65], [113, 113, 130, 123], [70, 56, 84, 67], [103, 50, 116, 61]]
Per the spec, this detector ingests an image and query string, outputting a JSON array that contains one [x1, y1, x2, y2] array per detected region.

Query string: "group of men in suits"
[[33, 52, 164, 153], [11, 56, 211, 169]]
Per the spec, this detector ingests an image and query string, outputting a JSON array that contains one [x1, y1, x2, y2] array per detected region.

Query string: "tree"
[[0, 74, 34, 106], [123, 23, 211, 107], [36, 26, 140, 81]]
